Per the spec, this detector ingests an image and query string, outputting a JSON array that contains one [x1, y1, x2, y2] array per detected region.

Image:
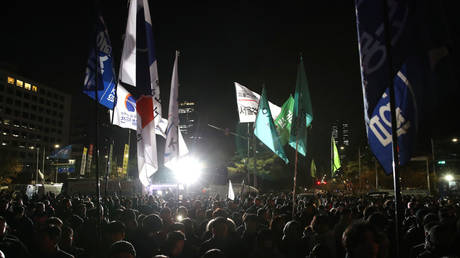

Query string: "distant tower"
[[332, 120, 350, 159], [178, 100, 200, 143]]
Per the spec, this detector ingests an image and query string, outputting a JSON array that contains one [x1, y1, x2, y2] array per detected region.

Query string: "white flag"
[[119, 0, 137, 86], [228, 180, 235, 200], [234, 82, 281, 123], [164, 51, 180, 167], [110, 84, 137, 130]]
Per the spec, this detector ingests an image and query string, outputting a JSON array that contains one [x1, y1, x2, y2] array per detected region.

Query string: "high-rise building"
[[178, 100, 200, 143], [0, 70, 71, 173], [332, 120, 350, 159]]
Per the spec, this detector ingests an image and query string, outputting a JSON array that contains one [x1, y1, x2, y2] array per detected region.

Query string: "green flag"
[[274, 95, 294, 146], [289, 57, 313, 156], [254, 88, 289, 164], [311, 159, 316, 178], [331, 136, 341, 176]]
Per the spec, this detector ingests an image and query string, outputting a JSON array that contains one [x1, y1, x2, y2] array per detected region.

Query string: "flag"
[[234, 82, 281, 123], [86, 144, 94, 176], [311, 159, 317, 178], [367, 63, 416, 174], [164, 51, 180, 167], [254, 88, 289, 163], [228, 180, 235, 200], [110, 84, 137, 130], [331, 136, 341, 177], [119, 0, 162, 186], [355, 0, 413, 128], [274, 95, 294, 146], [110, 85, 189, 155], [289, 57, 313, 156], [355, 1, 447, 174], [50, 145, 72, 160], [122, 144, 130, 176], [119, 0, 162, 123], [80, 147, 88, 176], [83, 14, 116, 109]]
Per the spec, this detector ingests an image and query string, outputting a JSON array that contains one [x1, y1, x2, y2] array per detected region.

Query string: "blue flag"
[[254, 88, 289, 164], [83, 15, 116, 110], [355, 0, 414, 126], [355, 0, 449, 173], [368, 64, 416, 174], [50, 145, 72, 160]]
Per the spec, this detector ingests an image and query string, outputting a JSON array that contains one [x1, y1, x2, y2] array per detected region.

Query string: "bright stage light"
[[444, 174, 454, 182], [170, 156, 204, 185]]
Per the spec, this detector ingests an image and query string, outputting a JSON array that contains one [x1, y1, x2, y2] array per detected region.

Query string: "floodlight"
[[444, 174, 454, 182], [170, 156, 204, 185]]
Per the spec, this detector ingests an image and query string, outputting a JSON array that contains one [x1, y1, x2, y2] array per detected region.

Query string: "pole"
[[431, 138, 436, 177], [358, 146, 362, 192], [93, 13, 102, 229], [36, 147, 39, 185], [252, 124, 257, 188], [383, 0, 402, 256], [426, 158, 431, 194], [375, 159, 379, 189], [247, 123, 251, 185], [42, 147, 45, 183], [292, 139, 299, 217]]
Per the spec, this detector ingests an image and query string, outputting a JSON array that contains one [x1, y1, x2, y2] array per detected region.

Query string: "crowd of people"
[[0, 188, 459, 258]]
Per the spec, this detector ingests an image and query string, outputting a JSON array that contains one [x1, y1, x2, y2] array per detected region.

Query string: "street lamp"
[[54, 144, 60, 149], [452, 137, 458, 143]]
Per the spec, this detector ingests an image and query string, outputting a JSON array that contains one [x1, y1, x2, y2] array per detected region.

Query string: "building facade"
[[0, 70, 71, 173], [332, 120, 350, 159], [179, 100, 200, 142]]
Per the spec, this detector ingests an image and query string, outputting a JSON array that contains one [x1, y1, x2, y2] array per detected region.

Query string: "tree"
[[0, 150, 23, 185]]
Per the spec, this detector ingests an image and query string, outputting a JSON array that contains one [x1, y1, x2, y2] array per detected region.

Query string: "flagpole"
[[382, 0, 402, 256], [92, 8, 102, 229], [292, 139, 299, 217], [252, 124, 257, 188], [247, 123, 251, 185]]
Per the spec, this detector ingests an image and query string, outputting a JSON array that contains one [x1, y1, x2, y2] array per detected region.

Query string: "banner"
[[234, 82, 281, 123], [50, 145, 72, 160], [122, 144, 130, 176], [86, 144, 94, 176], [80, 147, 88, 176], [83, 15, 116, 109]]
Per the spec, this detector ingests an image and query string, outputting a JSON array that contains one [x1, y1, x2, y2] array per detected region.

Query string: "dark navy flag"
[[355, 0, 413, 127], [83, 15, 116, 110], [368, 64, 416, 174]]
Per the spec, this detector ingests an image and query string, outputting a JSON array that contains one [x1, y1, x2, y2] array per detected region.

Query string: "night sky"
[[1, 1, 459, 178]]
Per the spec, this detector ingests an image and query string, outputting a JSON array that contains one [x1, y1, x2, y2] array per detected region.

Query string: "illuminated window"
[[7, 77, 15, 84], [16, 80, 23, 87], [24, 83, 31, 90], [32, 85, 38, 92]]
